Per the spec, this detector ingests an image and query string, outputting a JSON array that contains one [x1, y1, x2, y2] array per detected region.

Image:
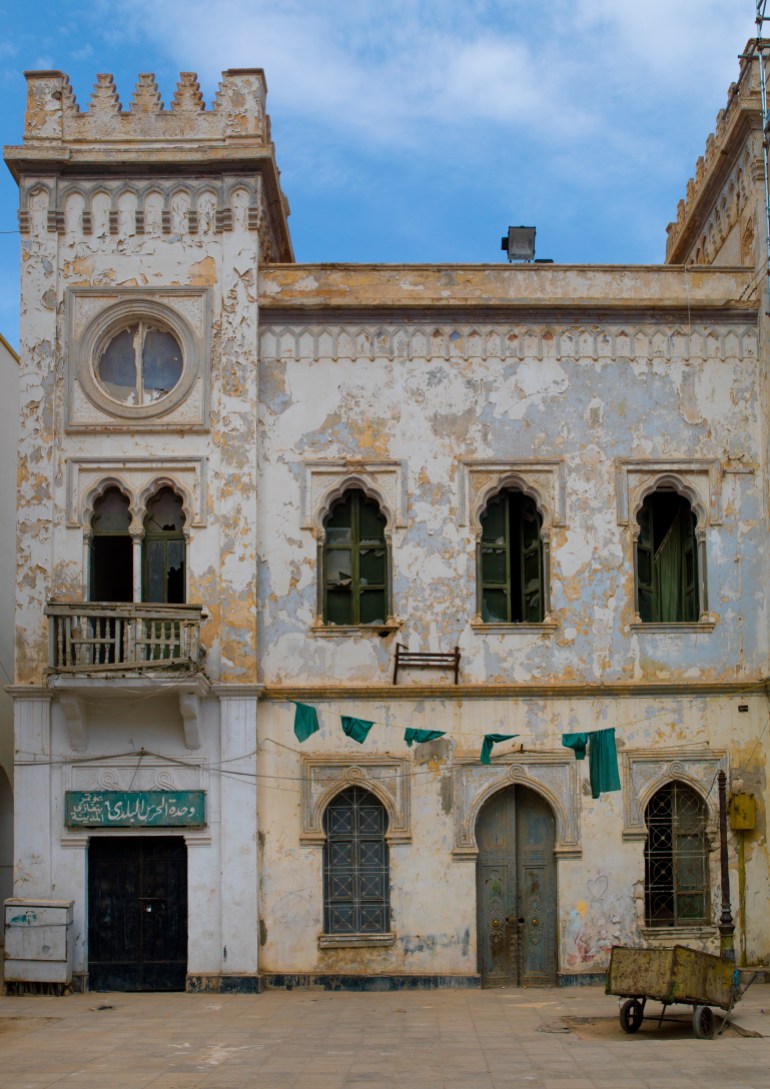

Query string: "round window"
[[96, 322, 184, 406]]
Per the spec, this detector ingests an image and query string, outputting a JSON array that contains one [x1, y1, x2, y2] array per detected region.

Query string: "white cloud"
[[104, 0, 751, 182]]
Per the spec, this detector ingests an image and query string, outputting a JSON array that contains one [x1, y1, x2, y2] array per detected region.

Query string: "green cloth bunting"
[[480, 733, 518, 765], [341, 716, 375, 744], [404, 729, 446, 747], [562, 728, 621, 798], [562, 732, 588, 760], [293, 702, 320, 743]]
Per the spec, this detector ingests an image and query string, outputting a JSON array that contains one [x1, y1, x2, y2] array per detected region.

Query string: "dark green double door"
[[476, 786, 556, 986], [88, 837, 187, 991]]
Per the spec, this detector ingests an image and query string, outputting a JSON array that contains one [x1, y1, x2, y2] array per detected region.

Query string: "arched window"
[[645, 781, 708, 927], [90, 487, 133, 602], [142, 487, 186, 603], [323, 786, 390, 935], [323, 489, 388, 625], [479, 489, 544, 622], [636, 490, 699, 622]]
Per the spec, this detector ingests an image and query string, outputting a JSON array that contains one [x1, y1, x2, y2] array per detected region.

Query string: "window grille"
[[323, 786, 390, 935], [645, 781, 708, 927]]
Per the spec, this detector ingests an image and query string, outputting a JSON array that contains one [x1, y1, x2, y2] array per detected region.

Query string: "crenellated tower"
[[2, 72, 290, 988], [7, 69, 292, 261], [665, 41, 764, 270]]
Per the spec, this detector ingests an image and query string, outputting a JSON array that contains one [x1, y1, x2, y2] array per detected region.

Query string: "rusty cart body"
[[606, 944, 739, 1038]]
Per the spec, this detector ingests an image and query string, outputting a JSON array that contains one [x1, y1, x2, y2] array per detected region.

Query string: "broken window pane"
[[143, 327, 183, 399], [98, 326, 138, 403], [142, 487, 186, 603], [323, 489, 388, 625], [96, 321, 183, 406]]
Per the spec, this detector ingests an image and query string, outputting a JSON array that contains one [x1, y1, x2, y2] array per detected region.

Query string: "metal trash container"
[[4, 898, 74, 995]]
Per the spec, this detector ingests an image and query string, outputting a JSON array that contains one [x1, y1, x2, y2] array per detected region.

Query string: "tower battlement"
[[665, 41, 764, 266], [5, 67, 293, 261], [21, 69, 271, 147]]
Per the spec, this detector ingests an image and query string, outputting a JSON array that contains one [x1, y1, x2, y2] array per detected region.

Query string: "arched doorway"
[[476, 785, 557, 986]]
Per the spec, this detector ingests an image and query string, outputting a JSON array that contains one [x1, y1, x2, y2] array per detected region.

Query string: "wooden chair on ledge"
[[392, 643, 461, 685]]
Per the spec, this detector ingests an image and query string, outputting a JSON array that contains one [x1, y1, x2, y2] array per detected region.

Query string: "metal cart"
[[606, 944, 745, 1039]]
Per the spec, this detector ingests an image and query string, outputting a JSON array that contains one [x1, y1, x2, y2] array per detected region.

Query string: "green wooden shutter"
[[481, 495, 510, 621], [519, 495, 544, 622], [324, 491, 387, 625], [636, 501, 654, 621], [682, 507, 699, 622]]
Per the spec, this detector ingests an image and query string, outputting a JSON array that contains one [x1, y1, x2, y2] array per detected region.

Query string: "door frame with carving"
[[475, 784, 557, 986]]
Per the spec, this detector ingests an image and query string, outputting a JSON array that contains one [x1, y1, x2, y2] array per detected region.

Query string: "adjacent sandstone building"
[[4, 44, 769, 992]]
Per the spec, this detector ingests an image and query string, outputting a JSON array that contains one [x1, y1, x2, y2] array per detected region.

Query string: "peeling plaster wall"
[[257, 694, 770, 977], [14, 183, 262, 684], [8, 59, 770, 987], [0, 336, 18, 914], [5, 67, 294, 985], [255, 263, 770, 977], [0, 336, 18, 777], [10, 690, 256, 980], [257, 308, 765, 686]]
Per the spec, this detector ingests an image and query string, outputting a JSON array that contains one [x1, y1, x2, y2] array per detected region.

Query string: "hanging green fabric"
[[404, 729, 446, 747], [341, 716, 375, 744], [587, 727, 621, 799], [562, 732, 588, 760], [562, 729, 621, 798], [292, 702, 320, 743], [480, 733, 518, 765]]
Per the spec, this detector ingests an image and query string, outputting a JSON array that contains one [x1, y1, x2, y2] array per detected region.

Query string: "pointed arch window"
[[636, 490, 700, 623], [645, 781, 709, 927], [323, 786, 390, 935], [479, 489, 545, 623], [89, 487, 133, 602], [142, 487, 186, 603], [322, 489, 388, 625]]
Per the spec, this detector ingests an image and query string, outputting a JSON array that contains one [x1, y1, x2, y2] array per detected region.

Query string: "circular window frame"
[[77, 299, 199, 420]]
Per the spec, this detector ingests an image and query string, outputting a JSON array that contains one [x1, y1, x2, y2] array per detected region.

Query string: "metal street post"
[[718, 770, 736, 961]]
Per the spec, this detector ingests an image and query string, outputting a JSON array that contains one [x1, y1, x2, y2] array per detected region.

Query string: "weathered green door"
[[476, 786, 556, 986]]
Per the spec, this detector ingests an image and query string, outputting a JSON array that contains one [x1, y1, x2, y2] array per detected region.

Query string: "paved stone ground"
[[0, 983, 768, 1089]]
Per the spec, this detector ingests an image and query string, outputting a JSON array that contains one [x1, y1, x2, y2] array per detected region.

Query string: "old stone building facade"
[[4, 44, 770, 991]]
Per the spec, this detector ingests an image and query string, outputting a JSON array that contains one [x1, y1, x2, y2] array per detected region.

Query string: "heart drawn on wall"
[[587, 875, 608, 901]]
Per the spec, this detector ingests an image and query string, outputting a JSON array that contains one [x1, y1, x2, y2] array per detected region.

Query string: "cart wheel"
[[619, 999, 644, 1033], [692, 1005, 715, 1039]]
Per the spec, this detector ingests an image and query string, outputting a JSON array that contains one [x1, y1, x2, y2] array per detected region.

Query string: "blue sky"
[[0, 0, 755, 347]]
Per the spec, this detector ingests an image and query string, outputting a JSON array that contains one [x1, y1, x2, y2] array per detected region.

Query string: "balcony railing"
[[46, 602, 205, 674]]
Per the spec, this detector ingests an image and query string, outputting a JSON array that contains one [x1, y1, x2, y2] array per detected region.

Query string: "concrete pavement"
[[0, 983, 767, 1089]]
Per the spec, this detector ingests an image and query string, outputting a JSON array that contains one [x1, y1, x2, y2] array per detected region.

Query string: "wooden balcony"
[[46, 602, 205, 675]]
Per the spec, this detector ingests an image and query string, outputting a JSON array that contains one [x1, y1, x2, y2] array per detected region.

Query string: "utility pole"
[[755, 4, 770, 296]]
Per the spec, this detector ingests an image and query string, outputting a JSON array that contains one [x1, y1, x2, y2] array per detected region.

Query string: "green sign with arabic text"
[[65, 790, 205, 828]]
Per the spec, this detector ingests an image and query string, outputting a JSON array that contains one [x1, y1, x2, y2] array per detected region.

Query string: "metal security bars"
[[323, 786, 390, 935], [644, 781, 709, 927]]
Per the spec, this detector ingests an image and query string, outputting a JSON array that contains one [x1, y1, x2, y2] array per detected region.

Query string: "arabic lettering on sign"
[[65, 790, 205, 828]]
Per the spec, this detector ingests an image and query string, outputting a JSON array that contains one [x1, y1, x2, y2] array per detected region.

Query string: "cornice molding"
[[262, 679, 770, 702]]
